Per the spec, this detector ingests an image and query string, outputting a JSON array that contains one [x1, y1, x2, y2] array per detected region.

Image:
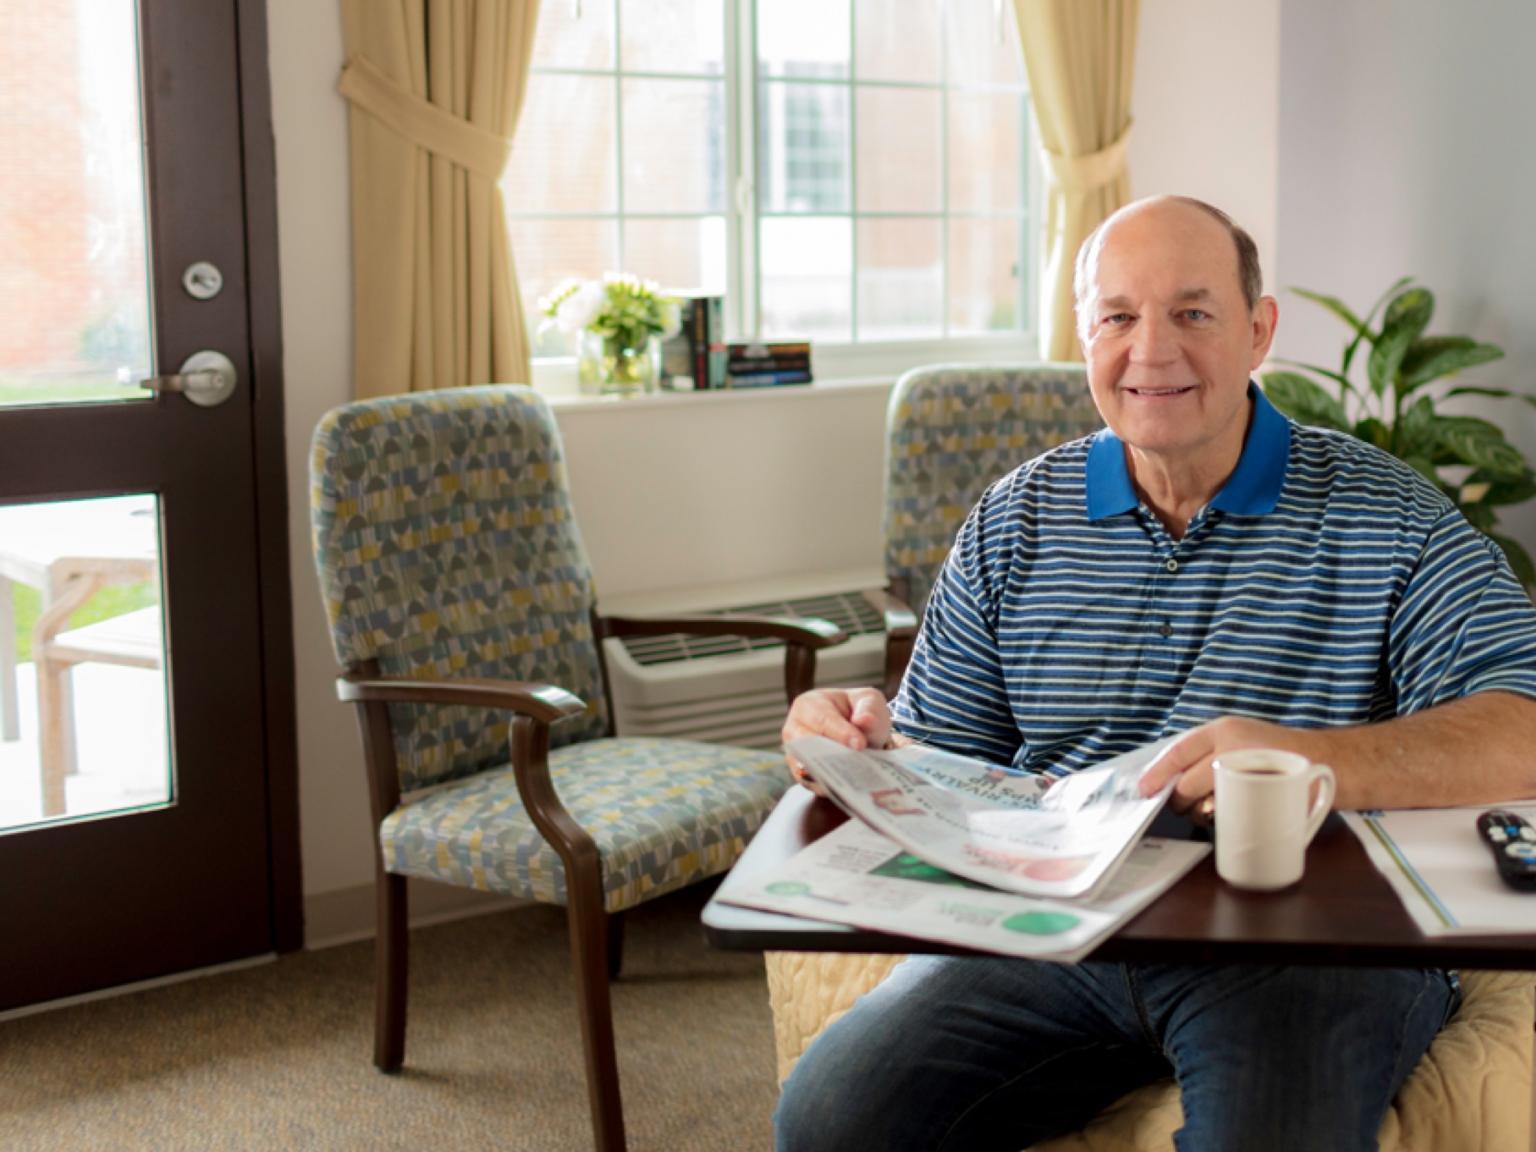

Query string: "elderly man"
[[774, 196, 1536, 1152]]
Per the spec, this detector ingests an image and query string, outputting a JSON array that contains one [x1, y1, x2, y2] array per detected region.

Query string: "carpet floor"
[[0, 884, 780, 1151]]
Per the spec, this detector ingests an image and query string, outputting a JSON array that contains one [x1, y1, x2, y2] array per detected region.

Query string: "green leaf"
[[1290, 288, 1367, 335], [1443, 386, 1536, 410], [1459, 500, 1496, 532], [1465, 468, 1536, 507], [1260, 371, 1349, 431], [1490, 533, 1536, 590], [1271, 357, 1358, 395], [1434, 415, 1527, 478], [1352, 416, 1392, 451], [1344, 276, 1415, 376], [1398, 396, 1437, 458], [1367, 287, 1434, 398], [1398, 337, 1504, 392]]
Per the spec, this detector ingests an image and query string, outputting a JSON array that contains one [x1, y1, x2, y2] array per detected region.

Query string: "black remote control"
[[1476, 810, 1536, 892]]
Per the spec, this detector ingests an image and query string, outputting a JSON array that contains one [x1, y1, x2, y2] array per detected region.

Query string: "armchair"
[[880, 363, 1102, 695], [310, 385, 844, 1152]]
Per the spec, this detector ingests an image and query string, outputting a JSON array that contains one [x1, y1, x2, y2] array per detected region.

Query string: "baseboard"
[[304, 879, 531, 951]]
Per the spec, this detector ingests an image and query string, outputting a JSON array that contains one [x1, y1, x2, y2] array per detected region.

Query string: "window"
[[504, 0, 1034, 371]]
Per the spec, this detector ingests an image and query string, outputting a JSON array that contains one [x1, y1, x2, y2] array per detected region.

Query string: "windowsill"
[[543, 375, 894, 412]]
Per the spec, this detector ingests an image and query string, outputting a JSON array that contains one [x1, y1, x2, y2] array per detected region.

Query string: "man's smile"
[[1124, 385, 1197, 397]]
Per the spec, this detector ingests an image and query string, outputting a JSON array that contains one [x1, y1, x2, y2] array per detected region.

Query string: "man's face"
[[1078, 202, 1276, 465]]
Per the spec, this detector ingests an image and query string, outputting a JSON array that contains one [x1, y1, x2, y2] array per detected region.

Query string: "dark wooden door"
[[0, 0, 296, 1008]]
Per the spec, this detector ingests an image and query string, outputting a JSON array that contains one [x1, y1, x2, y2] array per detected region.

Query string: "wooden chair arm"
[[600, 613, 847, 649], [864, 589, 919, 700], [336, 673, 587, 725]]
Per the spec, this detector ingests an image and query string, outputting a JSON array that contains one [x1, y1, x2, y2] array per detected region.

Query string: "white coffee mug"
[[1213, 749, 1336, 891]]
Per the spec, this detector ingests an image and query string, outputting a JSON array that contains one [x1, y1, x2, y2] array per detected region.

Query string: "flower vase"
[[577, 330, 661, 397]]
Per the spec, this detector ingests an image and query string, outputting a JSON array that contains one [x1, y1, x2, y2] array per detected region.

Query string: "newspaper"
[[717, 819, 1209, 962], [786, 734, 1179, 899]]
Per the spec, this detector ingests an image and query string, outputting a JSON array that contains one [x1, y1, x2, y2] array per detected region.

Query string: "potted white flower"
[[539, 272, 683, 397]]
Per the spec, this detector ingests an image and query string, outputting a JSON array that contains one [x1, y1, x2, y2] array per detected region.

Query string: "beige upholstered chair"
[[765, 952, 1534, 1150]]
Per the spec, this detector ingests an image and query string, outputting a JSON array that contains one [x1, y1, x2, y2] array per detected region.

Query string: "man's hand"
[[781, 687, 893, 796], [1137, 715, 1310, 820]]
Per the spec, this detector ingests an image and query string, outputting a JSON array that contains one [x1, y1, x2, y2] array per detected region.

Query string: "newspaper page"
[[1344, 805, 1536, 936], [787, 735, 1177, 899], [719, 819, 1209, 962]]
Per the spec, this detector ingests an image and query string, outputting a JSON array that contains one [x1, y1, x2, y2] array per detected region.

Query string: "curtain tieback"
[[1040, 123, 1132, 194], [338, 54, 511, 179]]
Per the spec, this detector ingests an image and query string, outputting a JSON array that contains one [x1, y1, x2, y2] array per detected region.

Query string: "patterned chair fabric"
[[310, 384, 791, 909], [310, 385, 609, 792], [884, 363, 1102, 614], [382, 736, 788, 913]]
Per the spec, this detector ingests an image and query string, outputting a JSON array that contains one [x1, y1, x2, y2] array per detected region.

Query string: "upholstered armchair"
[[310, 385, 845, 1152], [879, 363, 1103, 694]]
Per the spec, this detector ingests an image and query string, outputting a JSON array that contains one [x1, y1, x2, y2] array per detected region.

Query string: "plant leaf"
[[1352, 416, 1391, 451], [1465, 467, 1536, 507], [1271, 357, 1357, 395], [1398, 336, 1504, 391], [1367, 287, 1434, 398], [1444, 386, 1536, 410], [1398, 396, 1437, 458], [1490, 533, 1536, 590], [1289, 288, 1367, 335], [1401, 454, 1440, 485], [1343, 276, 1415, 376], [1260, 371, 1349, 431], [1434, 415, 1527, 478]]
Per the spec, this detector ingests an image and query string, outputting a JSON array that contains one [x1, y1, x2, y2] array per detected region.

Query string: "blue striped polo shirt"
[[892, 384, 1536, 776]]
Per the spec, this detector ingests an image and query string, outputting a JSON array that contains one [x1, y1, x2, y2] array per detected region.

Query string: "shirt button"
[[1165, 558, 1179, 573], [1158, 623, 1173, 638]]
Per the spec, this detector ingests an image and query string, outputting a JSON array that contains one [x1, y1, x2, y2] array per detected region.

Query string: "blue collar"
[[1084, 382, 1290, 520]]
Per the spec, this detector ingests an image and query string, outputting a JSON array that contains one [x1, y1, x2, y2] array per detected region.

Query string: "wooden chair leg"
[[569, 879, 627, 1152], [606, 911, 625, 981], [375, 871, 408, 1072]]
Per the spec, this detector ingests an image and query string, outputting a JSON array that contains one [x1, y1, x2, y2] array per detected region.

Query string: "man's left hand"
[[1137, 715, 1310, 818]]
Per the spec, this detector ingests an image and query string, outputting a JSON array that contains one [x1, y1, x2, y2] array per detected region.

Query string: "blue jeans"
[[775, 958, 1459, 1152]]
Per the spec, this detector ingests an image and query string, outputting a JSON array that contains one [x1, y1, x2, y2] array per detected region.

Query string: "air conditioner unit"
[[605, 588, 888, 751]]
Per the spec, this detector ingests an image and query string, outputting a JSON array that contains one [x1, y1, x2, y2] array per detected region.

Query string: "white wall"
[[1275, 0, 1536, 553], [267, 0, 1285, 920]]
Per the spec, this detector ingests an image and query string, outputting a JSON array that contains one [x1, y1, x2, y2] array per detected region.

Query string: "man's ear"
[[1250, 295, 1279, 368]]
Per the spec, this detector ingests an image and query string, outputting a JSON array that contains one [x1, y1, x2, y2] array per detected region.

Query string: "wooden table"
[[703, 789, 1536, 1142], [0, 497, 160, 815]]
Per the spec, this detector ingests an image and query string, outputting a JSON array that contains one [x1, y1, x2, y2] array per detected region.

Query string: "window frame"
[[516, 0, 1041, 393]]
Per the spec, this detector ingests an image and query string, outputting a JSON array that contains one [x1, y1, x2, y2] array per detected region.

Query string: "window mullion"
[[847, 1, 858, 343], [613, 1, 626, 271], [940, 0, 950, 339], [741, 0, 762, 340]]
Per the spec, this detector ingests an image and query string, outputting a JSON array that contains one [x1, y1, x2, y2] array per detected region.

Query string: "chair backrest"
[[310, 385, 608, 792], [884, 363, 1102, 613]]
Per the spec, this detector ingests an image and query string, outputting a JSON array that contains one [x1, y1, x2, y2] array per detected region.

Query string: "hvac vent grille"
[[617, 590, 884, 667]]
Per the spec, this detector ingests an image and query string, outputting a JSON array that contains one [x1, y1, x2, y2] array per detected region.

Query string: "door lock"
[[136, 350, 238, 408]]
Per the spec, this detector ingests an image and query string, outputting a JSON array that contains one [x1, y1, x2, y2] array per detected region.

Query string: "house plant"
[[539, 273, 682, 397], [1261, 278, 1534, 585]]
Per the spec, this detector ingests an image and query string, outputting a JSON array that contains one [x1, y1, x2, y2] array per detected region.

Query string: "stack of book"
[[726, 341, 813, 388], [659, 294, 726, 390]]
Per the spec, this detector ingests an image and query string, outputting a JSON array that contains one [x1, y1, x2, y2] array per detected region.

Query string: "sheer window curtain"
[[1012, 0, 1138, 362], [339, 0, 539, 398]]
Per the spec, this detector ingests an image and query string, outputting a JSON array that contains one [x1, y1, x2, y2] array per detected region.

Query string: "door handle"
[[135, 350, 238, 408]]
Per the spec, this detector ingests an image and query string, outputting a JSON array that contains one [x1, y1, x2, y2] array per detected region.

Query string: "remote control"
[[1475, 810, 1536, 892]]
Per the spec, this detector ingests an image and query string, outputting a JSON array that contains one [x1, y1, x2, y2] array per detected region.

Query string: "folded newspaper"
[[784, 734, 1182, 899]]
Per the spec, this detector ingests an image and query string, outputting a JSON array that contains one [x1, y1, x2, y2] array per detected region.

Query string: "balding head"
[[1074, 197, 1263, 340]]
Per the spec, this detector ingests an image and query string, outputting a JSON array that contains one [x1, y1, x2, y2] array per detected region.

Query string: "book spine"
[[726, 369, 814, 388], [705, 296, 727, 389], [690, 299, 710, 390], [728, 354, 812, 373]]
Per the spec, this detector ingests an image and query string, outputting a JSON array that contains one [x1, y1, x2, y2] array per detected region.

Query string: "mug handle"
[[1302, 764, 1336, 845]]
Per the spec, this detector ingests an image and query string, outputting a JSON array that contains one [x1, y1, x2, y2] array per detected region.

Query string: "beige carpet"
[[0, 885, 780, 1152]]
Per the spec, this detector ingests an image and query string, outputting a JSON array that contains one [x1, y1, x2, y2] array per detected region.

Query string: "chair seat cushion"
[[766, 953, 1534, 1151], [381, 736, 789, 912]]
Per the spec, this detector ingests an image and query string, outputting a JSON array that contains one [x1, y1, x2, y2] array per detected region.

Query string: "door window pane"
[[0, 1, 152, 408], [532, 0, 615, 69], [623, 217, 728, 295], [948, 217, 1021, 333], [508, 218, 619, 356], [504, 74, 617, 214], [0, 494, 168, 831], [758, 0, 850, 79], [856, 0, 941, 84], [948, 92, 1024, 214], [856, 87, 941, 214], [759, 82, 850, 214]]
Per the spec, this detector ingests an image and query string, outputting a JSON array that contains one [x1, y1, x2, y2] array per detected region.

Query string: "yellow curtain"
[[339, 0, 539, 397], [1012, 0, 1138, 361]]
